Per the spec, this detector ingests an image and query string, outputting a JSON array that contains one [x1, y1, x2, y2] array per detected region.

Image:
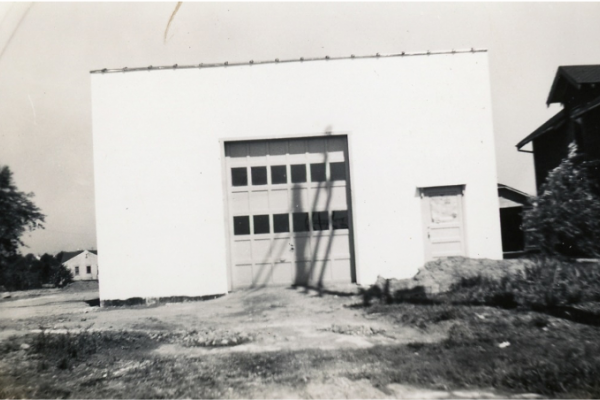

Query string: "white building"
[[91, 49, 503, 303], [61, 250, 99, 281]]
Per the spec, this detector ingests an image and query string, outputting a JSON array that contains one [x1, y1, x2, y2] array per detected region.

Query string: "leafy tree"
[[523, 143, 600, 258], [0, 165, 45, 259]]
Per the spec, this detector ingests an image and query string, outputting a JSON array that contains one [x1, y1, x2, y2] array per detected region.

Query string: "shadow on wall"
[[249, 147, 337, 294]]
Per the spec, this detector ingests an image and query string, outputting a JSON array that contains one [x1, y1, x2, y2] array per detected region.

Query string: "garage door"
[[224, 136, 355, 290]]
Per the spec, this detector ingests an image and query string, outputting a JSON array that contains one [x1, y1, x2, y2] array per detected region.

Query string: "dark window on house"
[[271, 165, 287, 184], [273, 214, 290, 233], [310, 163, 326, 182], [75, 266, 80, 275], [292, 212, 310, 232], [233, 216, 250, 235], [251, 166, 268, 186], [332, 210, 349, 230], [253, 215, 270, 234], [330, 162, 346, 181], [86, 266, 91, 274], [291, 164, 307, 183], [231, 168, 248, 186], [312, 211, 329, 231]]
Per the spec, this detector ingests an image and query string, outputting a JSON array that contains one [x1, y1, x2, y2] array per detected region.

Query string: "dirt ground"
[[0, 282, 544, 399]]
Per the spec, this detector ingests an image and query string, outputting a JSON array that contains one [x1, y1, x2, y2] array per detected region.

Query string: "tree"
[[0, 165, 45, 260], [523, 143, 600, 258]]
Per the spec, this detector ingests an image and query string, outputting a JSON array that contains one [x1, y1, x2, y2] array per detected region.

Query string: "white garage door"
[[224, 136, 355, 290]]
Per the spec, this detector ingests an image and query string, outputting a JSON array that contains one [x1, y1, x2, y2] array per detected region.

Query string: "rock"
[[221, 339, 228, 346], [1, 292, 11, 299], [20, 343, 30, 350]]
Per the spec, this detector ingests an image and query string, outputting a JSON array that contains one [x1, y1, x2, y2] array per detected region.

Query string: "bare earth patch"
[[0, 282, 561, 398]]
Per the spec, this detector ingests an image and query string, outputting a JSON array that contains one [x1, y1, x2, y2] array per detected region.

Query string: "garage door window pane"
[[273, 214, 290, 233], [291, 164, 307, 183], [332, 211, 349, 230], [251, 166, 268, 186], [271, 165, 287, 185], [330, 162, 346, 181], [293, 212, 310, 232], [233, 216, 250, 235], [310, 163, 326, 182], [253, 215, 270, 234], [231, 168, 248, 187], [312, 211, 329, 231]]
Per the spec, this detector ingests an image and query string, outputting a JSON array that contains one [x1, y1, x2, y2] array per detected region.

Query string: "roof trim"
[[497, 183, 533, 199], [516, 109, 566, 150], [89, 48, 487, 74], [571, 94, 600, 118]]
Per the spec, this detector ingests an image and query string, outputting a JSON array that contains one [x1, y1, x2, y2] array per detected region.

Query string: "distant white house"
[[91, 49, 503, 303], [61, 250, 98, 281]]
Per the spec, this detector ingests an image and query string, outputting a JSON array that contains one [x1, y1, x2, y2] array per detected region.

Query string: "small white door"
[[421, 185, 466, 261], [224, 136, 355, 290]]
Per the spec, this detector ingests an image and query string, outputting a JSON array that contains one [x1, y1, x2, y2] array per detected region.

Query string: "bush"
[[449, 257, 600, 310], [51, 265, 73, 288], [523, 142, 600, 258]]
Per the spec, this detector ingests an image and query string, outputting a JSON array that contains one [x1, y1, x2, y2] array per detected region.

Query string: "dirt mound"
[[367, 257, 532, 299], [413, 257, 530, 293], [62, 281, 99, 293]]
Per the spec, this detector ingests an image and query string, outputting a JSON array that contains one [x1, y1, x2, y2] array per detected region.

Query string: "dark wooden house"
[[517, 65, 600, 193]]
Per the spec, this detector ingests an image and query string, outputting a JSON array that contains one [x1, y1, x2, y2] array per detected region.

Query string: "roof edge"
[[516, 109, 566, 149], [90, 48, 488, 74]]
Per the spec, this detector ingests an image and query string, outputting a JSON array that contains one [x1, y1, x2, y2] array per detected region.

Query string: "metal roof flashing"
[[89, 48, 487, 74]]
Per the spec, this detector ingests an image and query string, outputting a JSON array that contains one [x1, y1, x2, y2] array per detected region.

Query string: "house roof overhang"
[[498, 183, 532, 208], [547, 65, 600, 105], [516, 109, 566, 150]]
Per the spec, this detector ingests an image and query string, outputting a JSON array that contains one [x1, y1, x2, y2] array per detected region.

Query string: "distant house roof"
[[61, 250, 97, 264], [498, 183, 532, 208], [547, 65, 600, 105], [516, 109, 566, 150]]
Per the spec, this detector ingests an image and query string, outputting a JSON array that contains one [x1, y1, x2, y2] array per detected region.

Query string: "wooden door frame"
[[219, 133, 358, 292]]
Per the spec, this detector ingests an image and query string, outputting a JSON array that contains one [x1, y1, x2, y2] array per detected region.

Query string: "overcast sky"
[[2, 2, 600, 255]]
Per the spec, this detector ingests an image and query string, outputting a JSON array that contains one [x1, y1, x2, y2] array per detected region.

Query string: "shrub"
[[51, 265, 73, 288], [523, 142, 600, 258]]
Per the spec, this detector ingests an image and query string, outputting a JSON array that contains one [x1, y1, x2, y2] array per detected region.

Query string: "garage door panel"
[[289, 139, 306, 155], [272, 237, 291, 262], [293, 261, 312, 285], [291, 188, 309, 211], [226, 142, 248, 158], [249, 142, 268, 157], [226, 137, 353, 289], [327, 137, 345, 153], [292, 237, 312, 260], [250, 191, 269, 213], [331, 259, 352, 282], [331, 187, 348, 208], [252, 263, 272, 286], [233, 240, 252, 264], [231, 192, 250, 214], [232, 265, 253, 288], [272, 262, 293, 284], [309, 187, 331, 210], [331, 234, 350, 255], [270, 189, 289, 210], [308, 138, 326, 154], [312, 259, 333, 284]]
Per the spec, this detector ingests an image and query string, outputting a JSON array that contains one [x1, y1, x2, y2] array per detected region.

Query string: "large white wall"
[[91, 51, 502, 301]]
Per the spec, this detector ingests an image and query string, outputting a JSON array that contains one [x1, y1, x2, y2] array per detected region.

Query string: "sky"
[[2, 1, 600, 255]]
